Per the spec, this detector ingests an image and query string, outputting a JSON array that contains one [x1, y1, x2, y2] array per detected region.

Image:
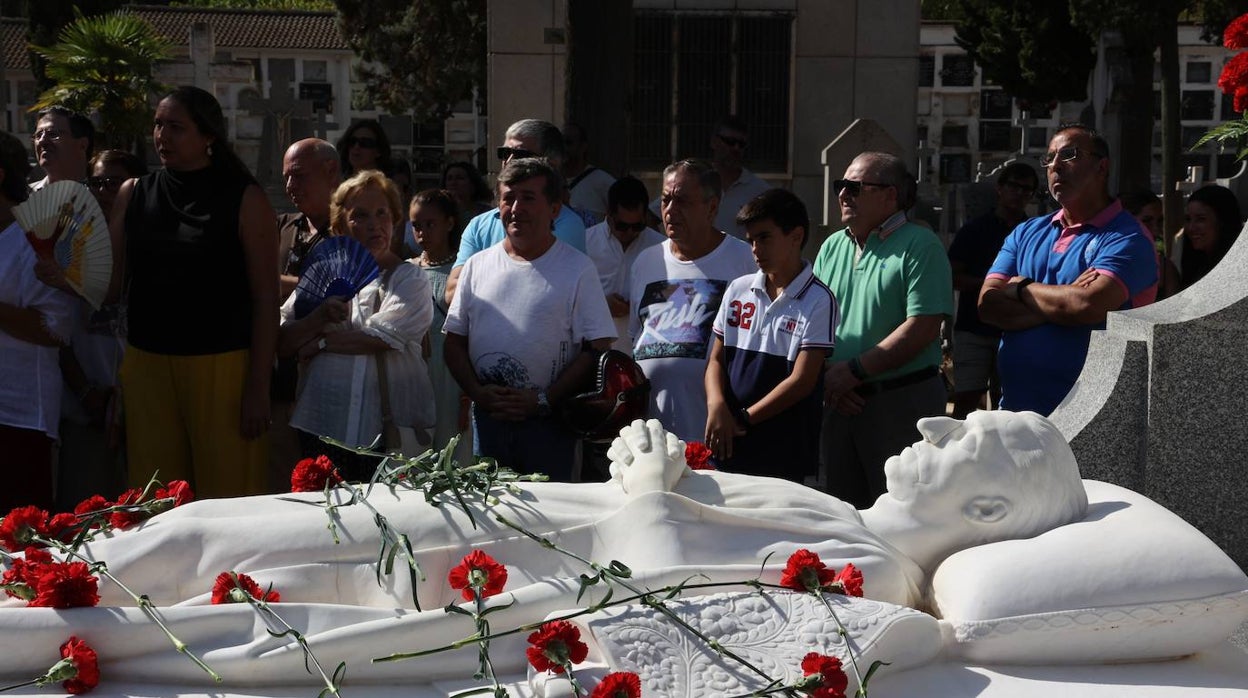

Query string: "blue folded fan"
[[292, 237, 380, 319]]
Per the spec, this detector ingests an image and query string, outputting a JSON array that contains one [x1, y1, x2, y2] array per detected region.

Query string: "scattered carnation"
[[1226, 13, 1248, 50], [832, 563, 864, 598], [108, 489, 148, 529], [211, 571, 280, 604], [0, 506, 51, 551], [30, 561, 100, 609], [1218, 52, 1248, 103], [73, 496, 111, 528], [291, 455, 344, 492], [447, 549, 508, 601], [780, 549, 836, 593], [525, 620, 589, 674], [47, 513, 81, 543], [684, 441, 715, 470], [1, 547, 53, 601], [589, 671, 642, 698], [154, 480, 195, 509], [57, 636, 101, 695], [800, 652, 848, 698]]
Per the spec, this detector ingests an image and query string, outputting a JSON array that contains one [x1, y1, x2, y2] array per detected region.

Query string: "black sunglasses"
[[349, 136, 379, 149], [497, 146, 539, 161], [88, 176, 126, 192], [613, 221, 646, 233], [717, 134, 748, 149], [834, 179, 892, 197]]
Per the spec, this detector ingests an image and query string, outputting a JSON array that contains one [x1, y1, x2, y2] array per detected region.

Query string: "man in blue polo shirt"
[[443, 118, 587, 305], [979, 123, 1157, 416]]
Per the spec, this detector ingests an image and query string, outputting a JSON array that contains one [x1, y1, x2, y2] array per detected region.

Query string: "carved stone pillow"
[[930, 479, 1248, 663]]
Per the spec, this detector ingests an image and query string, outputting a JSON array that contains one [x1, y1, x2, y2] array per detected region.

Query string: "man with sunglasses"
[[444, 119, 588, 307], [30, 106, 94, 191], [585, 176, 665, 353], [979, 124, 1156, 416], [708, 116, 770, 238], [813, 152, 953, 508], [947, 161, 1038, 419]]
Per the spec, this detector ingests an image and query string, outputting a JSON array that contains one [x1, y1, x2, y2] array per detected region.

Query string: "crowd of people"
[[0, 89, 1239, 512]]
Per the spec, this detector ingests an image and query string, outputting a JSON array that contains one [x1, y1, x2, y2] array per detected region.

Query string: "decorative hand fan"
[[292, 236, 380, 319], [15, 180, 111, 309]]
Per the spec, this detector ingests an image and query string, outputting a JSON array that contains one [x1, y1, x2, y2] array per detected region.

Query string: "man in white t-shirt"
[[444, 158, 616, 480], [630, 159, 757, 443], [585, 176, 665, 354]]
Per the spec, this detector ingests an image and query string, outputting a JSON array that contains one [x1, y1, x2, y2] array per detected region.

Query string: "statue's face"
[[880, 412, 1020, 521]]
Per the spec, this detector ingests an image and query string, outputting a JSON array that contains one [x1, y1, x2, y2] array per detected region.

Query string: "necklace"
[[420, 251, 455, 267]]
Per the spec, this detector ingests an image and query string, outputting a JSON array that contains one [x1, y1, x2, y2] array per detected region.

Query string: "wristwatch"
[[536, 391, 552, 417]]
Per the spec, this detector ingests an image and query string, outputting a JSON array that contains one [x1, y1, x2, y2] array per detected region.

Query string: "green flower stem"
[[0, 678, 39, 693], [472, 589, 506, 696], [30, 535, 222, 683], [233, 576, 341, 698], [814, 592, 867, 697]]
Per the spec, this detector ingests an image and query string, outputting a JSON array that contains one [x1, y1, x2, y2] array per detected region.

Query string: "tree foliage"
[[953, 1, 1097, 104], [333, 0, 486, 119], [32, 10, 171, 151], [170, 0, 335, 10], [25, 0, 124, 90]]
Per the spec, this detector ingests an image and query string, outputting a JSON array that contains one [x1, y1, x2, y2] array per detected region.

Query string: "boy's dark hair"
[[998, 161, 1038, 188], [607, 175, 649, 214], [736, 188, 810, 247]]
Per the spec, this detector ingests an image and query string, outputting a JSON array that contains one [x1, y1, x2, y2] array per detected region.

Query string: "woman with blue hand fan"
[[278, 170, 435, 481], [109, 86, 280, 498]]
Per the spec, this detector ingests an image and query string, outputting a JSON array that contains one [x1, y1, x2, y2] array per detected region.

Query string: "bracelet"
[[736, 407, 751, 428], [848, 357, 870, 381], [1015, 277, 1035, 302]]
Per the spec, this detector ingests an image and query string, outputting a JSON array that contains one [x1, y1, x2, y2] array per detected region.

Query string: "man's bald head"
[[283, 138, 340, 222]]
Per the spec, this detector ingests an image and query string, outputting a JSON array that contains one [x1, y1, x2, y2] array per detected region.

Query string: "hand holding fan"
[[292, 236, 381, 319], [15, 180, 112, 309]]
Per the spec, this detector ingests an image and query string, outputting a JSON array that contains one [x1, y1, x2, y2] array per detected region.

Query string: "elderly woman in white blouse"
[[278, 169, 434, 481]]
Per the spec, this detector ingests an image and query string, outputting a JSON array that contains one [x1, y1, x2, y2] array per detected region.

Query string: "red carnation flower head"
[[291, 455, 344, 493], [73, 496, 111, 529], [831, 563, 864, 598], [30, 561, 100, 609], [780, 549, 836, 593], [589, 671, 642, 698], [525, 620, 589, 674], [47, 513, 81, 543], [211, 571, 280, 604], [152, 480, 194, 512], [1, 547, 53, 601], [447, 549, 508, 601], [108, 489, 149, 529], [1235, 85, 1248, 114], [1226, 13, 1248, 49], [0, 506, 51, 551], [800, 652, 848, 698], [684, 441, 715, 470], [50, 636, 101, 695], [1218, 52, 1248, 100]]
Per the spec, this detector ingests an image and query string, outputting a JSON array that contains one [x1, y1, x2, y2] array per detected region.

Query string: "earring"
[[207, 144, 213, 157]]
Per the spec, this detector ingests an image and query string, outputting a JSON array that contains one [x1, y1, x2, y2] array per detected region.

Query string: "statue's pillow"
[[930, 479, 1248, 663]]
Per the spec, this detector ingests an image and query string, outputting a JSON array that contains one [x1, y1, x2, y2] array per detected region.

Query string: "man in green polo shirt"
[[813, 151, 953, 508]]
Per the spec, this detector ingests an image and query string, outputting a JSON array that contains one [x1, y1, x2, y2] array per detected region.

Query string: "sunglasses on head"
[[497, 146, 539, 161], [833, 179, 892, 197], [87, 176, 126, 192], [350, 136, 379, 149], [613, 220, 647, 233], [717, 134, 748, 149]]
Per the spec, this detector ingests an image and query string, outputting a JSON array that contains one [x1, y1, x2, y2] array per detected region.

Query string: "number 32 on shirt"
[[727, 300, 756, 329]]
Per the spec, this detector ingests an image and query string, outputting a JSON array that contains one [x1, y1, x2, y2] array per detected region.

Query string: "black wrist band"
[[1016, 277, 1034, 301], [848, 357, 870, 381], [736, 407, 751, 428]]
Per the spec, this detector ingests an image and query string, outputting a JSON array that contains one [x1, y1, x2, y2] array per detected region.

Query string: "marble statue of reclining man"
[[0, 411, 1088, 686]]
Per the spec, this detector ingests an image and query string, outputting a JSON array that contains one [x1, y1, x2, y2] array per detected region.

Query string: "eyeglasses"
[[33, 129, 65, 143], [717, 134, 748, 149], [999, 180, 1036, 194], [88, 176, 126, 192], [612, 220, 647, 233], [349, 136, 379, 149], [834, 179, 892, 197], [497, 146, 539, 161], [1041, 146, 1104, 168]]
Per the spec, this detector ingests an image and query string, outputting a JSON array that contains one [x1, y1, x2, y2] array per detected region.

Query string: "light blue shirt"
[[453, 206, 588, 267]]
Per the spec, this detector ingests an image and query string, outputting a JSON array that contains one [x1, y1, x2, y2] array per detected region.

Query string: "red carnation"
[[800, 652, 848, 698], [153, 480, 194, 509], [780, 549, 836, 593], [1236, 85, 1248, 114], [525, 620, 589, 674], [0, 506, 51, 551], [58, 636, 101, 694], [447, 549, 508, 601], [30, 561, 100, 609], [47, 513, 81, 542], [1218, 52, 1248, 98], [73, 496, 111, 529], [211, 571, 280, 604], [589, 671, 642, 698], [1, 547, 53, 601], [1226, 13, 1248, 49], [291, 455, 344, 492], [108, 489, 148, 529], [832, 563, 864, 598], [684, 441, 715, 470]]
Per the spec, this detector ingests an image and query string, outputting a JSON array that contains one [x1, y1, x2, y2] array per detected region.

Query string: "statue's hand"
[[607, 418, 688, 495]]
